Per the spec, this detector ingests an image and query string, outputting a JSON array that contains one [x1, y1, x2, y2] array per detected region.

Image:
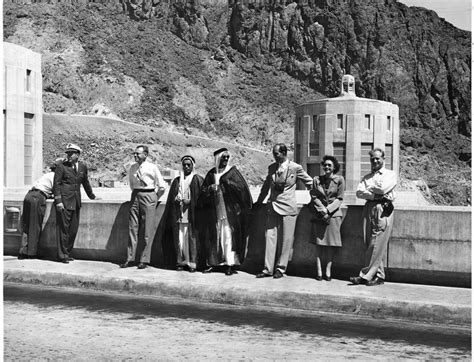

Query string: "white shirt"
[[356, 167, 397, 201], [129, 160, 167, 192], [32, 172, 55, 197]]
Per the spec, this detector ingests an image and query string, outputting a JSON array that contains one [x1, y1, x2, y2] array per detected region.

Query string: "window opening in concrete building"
[[312, 115, 318, 131], [337, 114, 344, 129], [360, 143, 373, 178], [3, 110, 6, 187], [364, 114, 371, 129], [385, 144, 393, 170], [298, 117, 302, 132], [24, 113, 34, 185], [333, 143, 346, 178], [308, 163, 320, 178], [26, 69, 32, 93], [387, 116, 391, 131], [309, 142, 319, 157]]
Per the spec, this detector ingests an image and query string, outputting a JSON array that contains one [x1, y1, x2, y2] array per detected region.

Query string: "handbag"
[[309, 203, 330, 225]]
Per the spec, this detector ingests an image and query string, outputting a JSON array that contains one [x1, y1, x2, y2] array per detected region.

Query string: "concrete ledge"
[[4, 195, 471, 287], [4, 258, 471, 329]]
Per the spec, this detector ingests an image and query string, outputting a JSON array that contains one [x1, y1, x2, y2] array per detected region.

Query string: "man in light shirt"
[[350, 148, 397, 287], [121, 145, 167, 269], [19, 158, 64, 259]]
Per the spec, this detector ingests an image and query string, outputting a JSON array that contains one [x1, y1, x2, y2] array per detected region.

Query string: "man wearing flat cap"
[[19, 157, 64, 260], [199, 148, 253, 276], [160, 155, 204, 272], [121, 145, 167, 270], [54, 143, 96, 263]]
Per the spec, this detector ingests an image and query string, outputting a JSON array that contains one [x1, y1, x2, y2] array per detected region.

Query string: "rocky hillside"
[[42, 113, 273, 186], [3, 0, 471, 205]]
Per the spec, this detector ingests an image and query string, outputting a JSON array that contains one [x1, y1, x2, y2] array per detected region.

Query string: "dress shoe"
[[315, 275, 323, 281], [176, 265, 185, 271], [273, 270, 284, 279], [349, 276, 368, 285], [59, 258, 69, 264], [18, 254, 28, 260], [366, 277, 385, 286], [256, 272, 272, 278], [120, 261, 134, 268], [323, 276, 332, 281], [202, 266, 214, 273], [188, 268, 196, 273], [67, 257, 75, 261], [225, 266, 233, 276], [137, 263, 147, 269]]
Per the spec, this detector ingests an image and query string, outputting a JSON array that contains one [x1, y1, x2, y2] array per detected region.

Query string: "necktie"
[[73, 163, 77, 173]]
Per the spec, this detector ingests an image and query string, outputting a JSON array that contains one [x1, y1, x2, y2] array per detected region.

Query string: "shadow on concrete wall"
[[241, 206, 267, 274], [150, 202, 167, 268], [38, 203, 57, 260], [101, 202, 130, 263]]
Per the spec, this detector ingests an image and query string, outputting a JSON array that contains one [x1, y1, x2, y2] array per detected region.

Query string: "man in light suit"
[[254, 143, 313, 278], [54, 143, 96, 263]]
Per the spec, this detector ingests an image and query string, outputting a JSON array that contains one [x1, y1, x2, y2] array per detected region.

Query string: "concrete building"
[[3, 42, 43, 188], [294, 74, 400, 194], [3, 42, 43, 237]]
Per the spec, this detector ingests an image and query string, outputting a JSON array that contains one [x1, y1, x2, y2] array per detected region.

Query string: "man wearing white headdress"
[[199, 148, 253, 276], [160, 155, 204, 272]]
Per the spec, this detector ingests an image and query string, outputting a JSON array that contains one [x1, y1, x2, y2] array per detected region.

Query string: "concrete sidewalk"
[[3, 256, 471, 329]]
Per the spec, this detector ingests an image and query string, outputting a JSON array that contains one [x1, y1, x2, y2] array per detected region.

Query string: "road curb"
[[4, 267, 470, 329]]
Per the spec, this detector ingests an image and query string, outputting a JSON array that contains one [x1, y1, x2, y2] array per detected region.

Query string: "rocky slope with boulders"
[[3, 0, 471, 205]]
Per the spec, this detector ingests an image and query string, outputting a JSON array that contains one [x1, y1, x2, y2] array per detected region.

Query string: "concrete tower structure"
[[294, 75, 399, 197], [3, 42, 43, 188]]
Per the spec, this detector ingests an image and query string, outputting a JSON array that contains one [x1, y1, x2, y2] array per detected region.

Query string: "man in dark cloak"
[[199, 148, 253, 276], [160, 155, 204, 272]]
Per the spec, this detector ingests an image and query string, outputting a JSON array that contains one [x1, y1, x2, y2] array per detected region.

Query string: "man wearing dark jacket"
[[54, 143, 96, 263], [160, 155, 204, 272]]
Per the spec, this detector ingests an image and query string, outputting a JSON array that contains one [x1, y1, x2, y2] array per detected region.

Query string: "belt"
[[31, 188, 48, 198], [133, 189, 155, 193]]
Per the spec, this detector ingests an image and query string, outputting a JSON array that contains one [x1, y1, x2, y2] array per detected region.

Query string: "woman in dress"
[[309, 155, 345, 281]]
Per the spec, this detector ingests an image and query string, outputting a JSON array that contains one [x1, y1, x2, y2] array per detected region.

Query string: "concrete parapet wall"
[[4, 200, 471, 287]]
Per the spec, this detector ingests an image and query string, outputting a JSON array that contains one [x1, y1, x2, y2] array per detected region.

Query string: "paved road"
[[4, 283, 471, 360]]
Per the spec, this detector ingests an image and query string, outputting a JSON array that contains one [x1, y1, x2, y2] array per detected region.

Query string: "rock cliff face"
[[3, 0, 471, 204]]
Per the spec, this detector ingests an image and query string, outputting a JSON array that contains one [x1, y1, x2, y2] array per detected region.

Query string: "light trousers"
[[359, 201, 394, 280], [263, 208, 297, 274]]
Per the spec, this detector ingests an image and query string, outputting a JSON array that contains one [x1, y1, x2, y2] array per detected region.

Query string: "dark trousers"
[[20, 190, 46, 256], [56, 207, 80, 260]]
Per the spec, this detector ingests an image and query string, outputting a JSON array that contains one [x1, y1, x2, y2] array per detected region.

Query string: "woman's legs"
[[315, 245, 323, 280], [323, 247, 336, 279]]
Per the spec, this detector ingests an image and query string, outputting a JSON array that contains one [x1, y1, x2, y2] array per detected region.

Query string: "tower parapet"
[[294, 74, 400, 200]]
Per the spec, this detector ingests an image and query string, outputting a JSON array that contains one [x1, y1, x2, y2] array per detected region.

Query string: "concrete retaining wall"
[[4, 200, 471, 287]]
